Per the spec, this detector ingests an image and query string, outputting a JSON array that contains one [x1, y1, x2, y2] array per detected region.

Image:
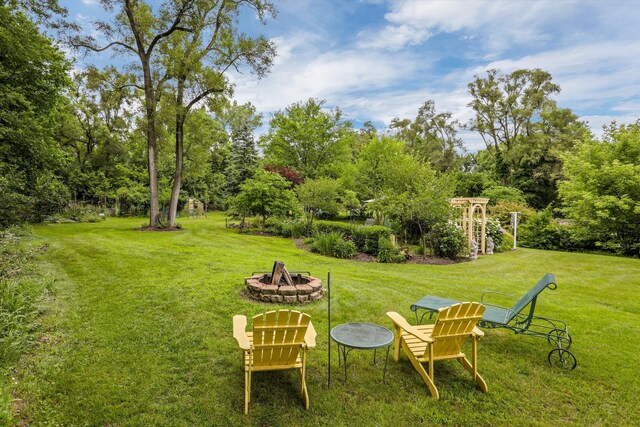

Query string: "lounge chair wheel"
[[547, 328, 572, 349], [547, 348, 577, 371]]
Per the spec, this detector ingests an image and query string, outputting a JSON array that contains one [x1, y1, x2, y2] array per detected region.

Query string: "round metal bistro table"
[[330, 322, 394, 384]]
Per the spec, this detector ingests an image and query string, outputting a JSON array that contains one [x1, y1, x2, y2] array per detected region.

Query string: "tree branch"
[[146, 0, 196, 56], [186, 87, 224, 111], [74, 40, 138, 55]]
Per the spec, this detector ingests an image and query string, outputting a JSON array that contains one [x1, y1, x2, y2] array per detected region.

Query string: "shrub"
[[292, 221, 314, 238], [488, 201, 536, 226], [518, 209, 575, 251], [485, 218, 505, 252], [353, 226, 390, 255], [313, 221, 390, 255], [314, 221, 354, 238], [264, 217, 284, 235], [428, 222, 467, 259], [482, 185, 527, 205], [312, 232, 343, 256], [332, 239, 356, 259], [377, 237, 405, 263]]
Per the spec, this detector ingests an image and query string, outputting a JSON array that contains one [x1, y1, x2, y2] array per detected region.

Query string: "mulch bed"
[[293, 238, 465, 264]]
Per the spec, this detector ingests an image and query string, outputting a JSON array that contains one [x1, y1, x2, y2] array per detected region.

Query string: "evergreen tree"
[[225, 122, 258, 197]]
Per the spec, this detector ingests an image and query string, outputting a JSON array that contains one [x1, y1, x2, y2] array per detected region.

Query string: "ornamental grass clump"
[[377, 236, 405, 263]]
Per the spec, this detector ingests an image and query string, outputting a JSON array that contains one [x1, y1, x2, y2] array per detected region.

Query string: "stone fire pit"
[[245, 261, 324, 303]]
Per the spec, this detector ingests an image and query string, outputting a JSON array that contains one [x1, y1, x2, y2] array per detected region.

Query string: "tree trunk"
[[146, 104, 160, 227], [124, 0, 160, 228], [168, 117, 185, 227], [168, 79, 186, 228]]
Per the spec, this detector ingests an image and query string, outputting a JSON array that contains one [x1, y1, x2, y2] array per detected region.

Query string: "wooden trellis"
[[450, 197, 489, 255]]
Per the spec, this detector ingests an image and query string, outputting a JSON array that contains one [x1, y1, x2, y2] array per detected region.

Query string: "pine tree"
[[225, 122, 258, 197]]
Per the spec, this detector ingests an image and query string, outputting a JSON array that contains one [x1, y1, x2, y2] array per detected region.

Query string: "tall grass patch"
[[0, 229, 50, 425]]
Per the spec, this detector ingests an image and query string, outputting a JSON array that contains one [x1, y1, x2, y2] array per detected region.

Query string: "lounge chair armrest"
[[386, 311, 434, 343], [233, 315, 251, 350], [304, 321, 317, 349], [481, 290, 518, 306]]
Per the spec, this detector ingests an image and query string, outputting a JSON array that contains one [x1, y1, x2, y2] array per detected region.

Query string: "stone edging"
[[244, 274, 324, 303]]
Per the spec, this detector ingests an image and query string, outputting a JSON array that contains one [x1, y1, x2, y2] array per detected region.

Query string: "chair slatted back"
[[430, 302, 485, 358], [508, 273, 556, 320], [252, 310, 310, 367]]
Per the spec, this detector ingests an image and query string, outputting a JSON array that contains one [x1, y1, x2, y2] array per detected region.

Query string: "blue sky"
[[64, 0, 640, 151]]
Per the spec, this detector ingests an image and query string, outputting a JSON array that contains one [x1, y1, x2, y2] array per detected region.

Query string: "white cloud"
[[469, 40, 640, 112], [579, 115, 638, 138], [357, 25, 430, 51], [358, 0, 580, 53], [231, 32, 423, 114]]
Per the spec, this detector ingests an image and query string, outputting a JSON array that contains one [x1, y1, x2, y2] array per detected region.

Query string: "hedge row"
[[266, 218, 390, 255]]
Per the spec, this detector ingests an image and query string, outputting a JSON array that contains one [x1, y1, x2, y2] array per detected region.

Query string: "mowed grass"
[[12, 214, 640, 426]]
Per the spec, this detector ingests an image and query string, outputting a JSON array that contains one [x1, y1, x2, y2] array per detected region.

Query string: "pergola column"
[[449, 197, 489, 256]]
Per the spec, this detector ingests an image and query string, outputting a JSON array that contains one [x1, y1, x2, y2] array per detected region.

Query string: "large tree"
[[467, 68, 559, 183], [261, 98, 353, 179], [72, 0, 198, 227], [56, 67, 135, 204], [225, 121, 258, 197], [390, 100, 464, 172], [0, 4, 70, 225], [509, 107, 591, 208], [160, 0, 276, 226], [559, 121, 640, 256]]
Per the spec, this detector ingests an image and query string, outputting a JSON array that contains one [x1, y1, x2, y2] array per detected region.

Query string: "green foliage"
[[0, 6, 70, 226], [311, 231, 355, 259], [377, 237, 405, 263], [482, 185, 527, 205], [509, 108, 591, 209], [488, 201, 536, 226], [224, 108, 260, 196], [331, 238, 356, 259], [454, 171, 493, 197], [427, 222, 467, 259], [559, 121, 640, 256], [484, 218, 505, 252], [312, 221, 390, 255], [296, 178, 342, 224], [352, 226, 390, 255], [311, 232, 342, 256], [0, 165, 30, 228], [390, 100, 464, 172], [31, 173, 70, 222], [0, 228, 50, 425], [468, 68, 560, 183], [467, 69, 590, 207], [518, 208, 575, 251], [354, 136, 412, 202], [261, 98, 352, 179], [227, 170, 299, 229], [314, 221, 353, 238], [272, 219, 391, 255]]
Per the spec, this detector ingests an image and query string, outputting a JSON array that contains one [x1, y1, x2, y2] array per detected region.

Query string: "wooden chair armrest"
[[387, 311, 434, 343], [233, 315, 251, 350], [472, 326, 485, 337], [304, 321, 317, 348]]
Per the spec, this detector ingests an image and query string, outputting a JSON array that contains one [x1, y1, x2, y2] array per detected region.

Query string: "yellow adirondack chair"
[[387, 302, 488, 400], [233, 310, 317, 414]]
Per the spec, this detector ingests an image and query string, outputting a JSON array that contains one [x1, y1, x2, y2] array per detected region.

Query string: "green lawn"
[[13, 214, 640, 426]]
